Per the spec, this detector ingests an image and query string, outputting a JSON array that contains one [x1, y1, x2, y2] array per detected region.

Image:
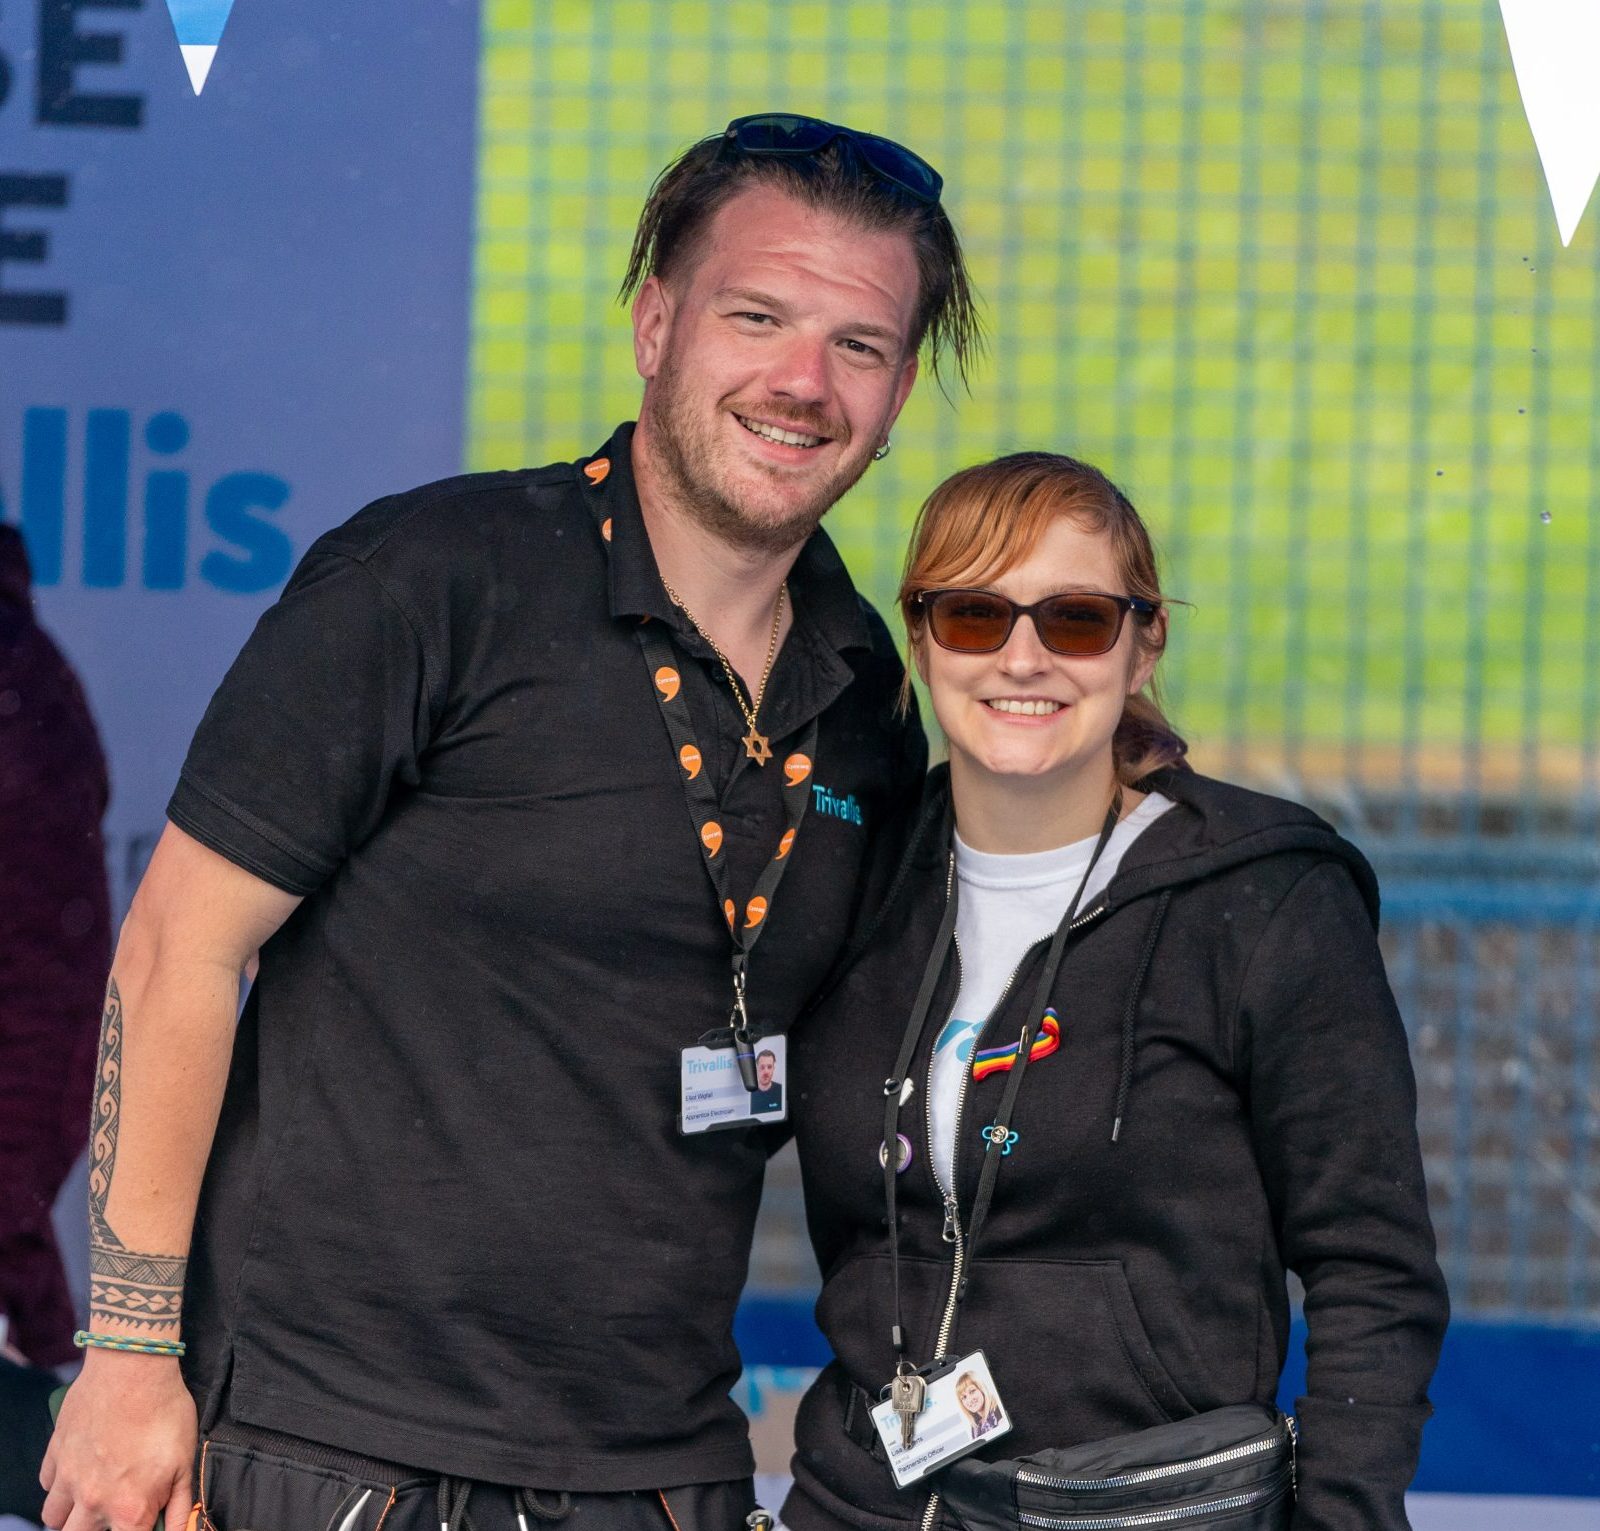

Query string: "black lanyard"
[[880, 797, 1121, 1366], [636, 619, 818, 1083]]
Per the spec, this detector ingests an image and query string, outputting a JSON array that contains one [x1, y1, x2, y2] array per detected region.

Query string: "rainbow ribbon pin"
[[971, 1008, 1062, 1081]]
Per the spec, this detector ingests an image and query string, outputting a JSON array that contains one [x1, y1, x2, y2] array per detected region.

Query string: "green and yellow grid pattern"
[[469, 0, 1600, 801]]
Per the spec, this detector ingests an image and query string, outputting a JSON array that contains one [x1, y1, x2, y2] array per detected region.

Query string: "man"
[[749, 1050, 783, 1116], [41, 116, 978, 1531]]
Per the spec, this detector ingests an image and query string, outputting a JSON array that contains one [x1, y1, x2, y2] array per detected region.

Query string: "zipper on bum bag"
[[1014, 1419, 1295, 1530], [1017, 1469, 1291, 1529], [1015, 1420, 1291, 1493]]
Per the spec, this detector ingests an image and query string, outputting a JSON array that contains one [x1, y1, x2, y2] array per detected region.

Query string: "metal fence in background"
[[1381, 863, 1600, 1322], [471, 0, 1600, 1327]]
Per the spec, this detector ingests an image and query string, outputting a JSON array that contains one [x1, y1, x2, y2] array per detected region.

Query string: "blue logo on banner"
[[2, 407, 293, 593], [164, 0, 237, 94]]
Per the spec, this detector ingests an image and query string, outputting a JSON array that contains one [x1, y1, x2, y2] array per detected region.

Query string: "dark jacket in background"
[[0, 525, 112, 1367], [784, 766, 1448, 1531]]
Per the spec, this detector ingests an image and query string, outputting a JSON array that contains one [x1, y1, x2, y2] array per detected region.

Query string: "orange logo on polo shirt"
[[745, 896, 768, 929], [584, 459, 611, 485], [776, 828, 796, 860], [679, 744, 702, 779], [783, 753, 812, 787], [701, 821, 723, 856], [601, 517, 613, 542], [655, 666, 680, 701], [724, 899, 736, 928]]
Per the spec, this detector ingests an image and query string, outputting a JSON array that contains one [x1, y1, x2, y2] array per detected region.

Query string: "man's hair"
[[620, 131, 983, 388], [756, 1049, 776, 1065]]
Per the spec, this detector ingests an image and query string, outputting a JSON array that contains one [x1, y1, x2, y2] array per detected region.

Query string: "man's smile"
[[734, 412, 830, 449]]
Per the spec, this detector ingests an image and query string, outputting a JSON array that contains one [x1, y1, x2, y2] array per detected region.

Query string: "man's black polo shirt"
[[168, 423, 926, 1489]]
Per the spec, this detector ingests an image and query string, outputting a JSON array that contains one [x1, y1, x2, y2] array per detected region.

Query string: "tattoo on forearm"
[[87, 979, 124, 1249], [86, 978, 187, 1335], [90, 1247, 188, 1329]]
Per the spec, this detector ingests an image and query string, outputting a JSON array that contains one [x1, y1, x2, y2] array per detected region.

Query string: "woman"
[[782, 454, 1447, 1531], [955, 1373, 1002, 1441]]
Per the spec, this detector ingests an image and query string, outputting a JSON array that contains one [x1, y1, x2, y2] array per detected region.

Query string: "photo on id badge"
[[871, 1350, 1012, 1488], [680, 1033, 787, 1133]]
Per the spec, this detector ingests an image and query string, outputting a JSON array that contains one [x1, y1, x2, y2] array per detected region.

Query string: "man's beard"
[[642, 349, 875, 556]]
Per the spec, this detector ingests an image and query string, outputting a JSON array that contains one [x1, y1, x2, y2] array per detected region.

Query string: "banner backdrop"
[[1, 0, 480, 908]]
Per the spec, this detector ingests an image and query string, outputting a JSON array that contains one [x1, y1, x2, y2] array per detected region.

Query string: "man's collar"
[[582, 423, 676, 625], [578, 420, 873, 655], [785, 519, 875, 655]]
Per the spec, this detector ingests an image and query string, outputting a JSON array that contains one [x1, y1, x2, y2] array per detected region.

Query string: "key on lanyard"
[[889, 1363, 927, 1448]]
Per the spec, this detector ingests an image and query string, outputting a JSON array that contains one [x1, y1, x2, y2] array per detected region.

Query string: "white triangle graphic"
[[1499, 0, 1600, 245], [180, 43, 217, 94]]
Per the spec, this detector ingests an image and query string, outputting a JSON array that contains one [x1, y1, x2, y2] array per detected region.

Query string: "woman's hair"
[[619, 133, 983, 389], [898, 451, 1189, 788], [954, 1371, 992, 1425]]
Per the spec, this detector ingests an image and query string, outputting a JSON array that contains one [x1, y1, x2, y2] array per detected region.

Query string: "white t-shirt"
[[927, 792, 1175, 1194]]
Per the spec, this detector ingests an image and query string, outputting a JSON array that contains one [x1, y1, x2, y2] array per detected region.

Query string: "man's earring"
[[872, 440, 892, 462]]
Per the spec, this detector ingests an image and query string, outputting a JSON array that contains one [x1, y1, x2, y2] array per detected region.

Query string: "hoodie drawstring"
[[1111, 889, 1171, 1143]]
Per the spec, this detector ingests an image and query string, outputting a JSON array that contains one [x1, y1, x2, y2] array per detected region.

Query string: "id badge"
[[679, 1033, 788, 1134], [869, 1350, 1012, 1488]]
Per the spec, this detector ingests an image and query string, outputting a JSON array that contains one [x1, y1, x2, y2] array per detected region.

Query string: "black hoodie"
[[783, 766, 1448, 1531]]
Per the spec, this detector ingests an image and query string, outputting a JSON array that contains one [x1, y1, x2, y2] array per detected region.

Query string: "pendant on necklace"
[[742, 725, 773, 765]]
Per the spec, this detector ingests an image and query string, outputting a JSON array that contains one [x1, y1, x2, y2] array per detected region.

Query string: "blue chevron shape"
[[163, 0, 236, 93], [164, 0, 235, 47]]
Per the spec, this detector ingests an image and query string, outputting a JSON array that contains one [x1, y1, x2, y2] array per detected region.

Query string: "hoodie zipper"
[[918, 880, 1109, 1531], [930, 889, 1110, 1356]]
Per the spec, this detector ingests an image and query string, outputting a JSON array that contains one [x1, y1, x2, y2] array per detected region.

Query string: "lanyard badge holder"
[[872, 795, 1122, 1487], [634, 619, 818, 1135]]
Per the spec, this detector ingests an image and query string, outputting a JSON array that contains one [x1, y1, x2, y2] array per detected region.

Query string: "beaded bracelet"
[[74, 1330, 186, 1357]]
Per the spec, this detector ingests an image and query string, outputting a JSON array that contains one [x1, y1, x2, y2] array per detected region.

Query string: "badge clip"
[[728, 965, 760, 1092]]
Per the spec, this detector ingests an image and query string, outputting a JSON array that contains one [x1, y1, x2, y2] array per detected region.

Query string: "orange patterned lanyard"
[[584, 447, 819, 1066], [636, 616, 818, 1069]]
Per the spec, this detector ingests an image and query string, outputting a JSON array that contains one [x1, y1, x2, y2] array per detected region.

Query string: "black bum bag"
[[938, 1404, 1295, 1531]]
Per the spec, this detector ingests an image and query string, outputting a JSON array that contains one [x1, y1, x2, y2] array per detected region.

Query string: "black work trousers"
[[197, 1419, 762, 1531]]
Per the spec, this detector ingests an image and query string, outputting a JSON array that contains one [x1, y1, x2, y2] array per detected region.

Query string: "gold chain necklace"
[[659, 579, 787, 765]]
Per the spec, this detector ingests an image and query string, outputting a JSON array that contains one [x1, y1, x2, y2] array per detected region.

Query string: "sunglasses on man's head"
[[721, 113, 944, 205], [908, 588, 1159, 657]]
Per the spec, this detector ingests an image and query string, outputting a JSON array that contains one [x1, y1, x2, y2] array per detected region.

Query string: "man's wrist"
[[76, 1327, 186, 1358], [78, 1342, 185, 1374]]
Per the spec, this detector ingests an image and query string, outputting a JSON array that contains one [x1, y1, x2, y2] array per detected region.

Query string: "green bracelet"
[[74, 1330, 186, 1357]]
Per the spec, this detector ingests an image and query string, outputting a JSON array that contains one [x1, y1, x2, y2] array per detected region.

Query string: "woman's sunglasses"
[[721, 113, 943, 206], [908, 588, 1159, 656]]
